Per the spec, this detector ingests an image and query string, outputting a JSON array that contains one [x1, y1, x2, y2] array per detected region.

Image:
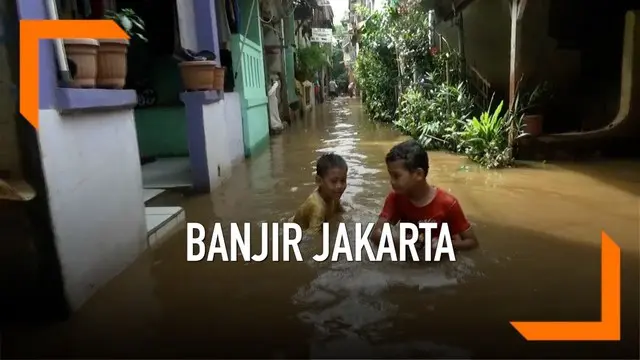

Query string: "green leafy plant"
[[354, 0, 518, 169], [296, 44, 330, 81], [459, 100, 513, 168], [395, 82, 475, 150], [389, 5, 433, 82], [395, 86, 426, 136], [105, 8, 147, 42], [354, 5, 399, 122], [428, 49, 463, 85]]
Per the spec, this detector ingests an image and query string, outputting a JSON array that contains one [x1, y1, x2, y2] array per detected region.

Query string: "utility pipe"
[[234, 0, 258, 80], [45, 0, 72, 82]]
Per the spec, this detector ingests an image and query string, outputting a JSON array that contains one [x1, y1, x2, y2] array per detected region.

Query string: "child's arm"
[[370, 193, 399, 245], [446, 200, 478, 251], [370, 217, 389, 245], [451, 229, 478, 250]]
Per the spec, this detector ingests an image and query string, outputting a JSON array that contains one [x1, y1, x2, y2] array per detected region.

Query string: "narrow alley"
[[3, 99, 639, 359]]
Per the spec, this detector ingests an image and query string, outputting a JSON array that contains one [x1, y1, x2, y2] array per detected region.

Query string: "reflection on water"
[[3, 98, 639, 359]]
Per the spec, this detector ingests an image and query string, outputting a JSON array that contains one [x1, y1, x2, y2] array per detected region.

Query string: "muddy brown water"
[[3, 98, 639, 359]]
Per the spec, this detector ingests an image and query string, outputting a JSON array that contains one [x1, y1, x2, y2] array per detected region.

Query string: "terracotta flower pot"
[[179, 61, 216, 91], [213, 67, 226, 91], [523, 114, 543, 137], [96, 39, 129, 89], [63, 38, 99, 88]]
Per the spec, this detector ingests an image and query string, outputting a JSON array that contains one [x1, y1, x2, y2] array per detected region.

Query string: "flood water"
[[4, 98, 640, 359]]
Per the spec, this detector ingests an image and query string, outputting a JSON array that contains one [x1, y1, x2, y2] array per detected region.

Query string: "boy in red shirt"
[[370, 140, 478, 251]]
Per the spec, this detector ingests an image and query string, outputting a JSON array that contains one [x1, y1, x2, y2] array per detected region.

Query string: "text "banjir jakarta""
[[187, 222, 456, 262]]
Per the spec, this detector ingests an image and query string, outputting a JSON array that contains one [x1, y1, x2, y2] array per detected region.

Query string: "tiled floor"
[[145, 206, 186, 249], [142, 157, 192, 189]]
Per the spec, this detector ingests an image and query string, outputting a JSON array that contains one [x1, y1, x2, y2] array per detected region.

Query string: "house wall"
[[201, 95, 244, 188], [284, 14, 298, 104], [177, 0, 199, 51], [128, 1, 189, 158], [135, 107, 188, 157], [436, 0, 579, 95], [436, 0, 511, 92], [223, 92, 246, 164], [264, 25, 284, 75], [133, 56, 188, 158], [37, 109, 147, 310]]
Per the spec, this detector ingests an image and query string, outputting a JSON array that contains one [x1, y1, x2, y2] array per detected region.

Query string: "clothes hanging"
[[229, 0, 239, 33], [217, 0, 232, 44]]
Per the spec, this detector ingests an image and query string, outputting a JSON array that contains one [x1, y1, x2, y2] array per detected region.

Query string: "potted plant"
[[63, 38, 100, 88], [176, 49, 218, 91], [213, 66, 226, 91], [98, 8, 147, 89], [521, 82, 553, 137]]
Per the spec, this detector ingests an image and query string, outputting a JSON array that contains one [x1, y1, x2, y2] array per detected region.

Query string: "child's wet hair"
[[385, 140, 429, 175], [316, 153, 348, 177]]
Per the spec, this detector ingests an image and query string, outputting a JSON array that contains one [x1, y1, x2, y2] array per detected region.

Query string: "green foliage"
[[389, 5, 433, 84], [331, 23, 349, 91], [105, 8, 147, 42], [395, 82, 475, 151], [354, 5, 399, 122], [296, 44, 329, 81], [356, 48, 398, 122], [459, 100, 515, 168], [429, 50, 464, 85], [353, 1, 524, 168], [331, 48, 348, 91]]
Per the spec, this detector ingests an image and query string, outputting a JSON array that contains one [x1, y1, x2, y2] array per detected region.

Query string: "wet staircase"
[[143, 189, 186, 249]]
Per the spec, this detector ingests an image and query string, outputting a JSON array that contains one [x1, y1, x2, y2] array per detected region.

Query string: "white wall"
[[224, 92, 245, 164], [202, 94, 244, 189], [176, 0, 198, 52], [38, 109, 147, 310]]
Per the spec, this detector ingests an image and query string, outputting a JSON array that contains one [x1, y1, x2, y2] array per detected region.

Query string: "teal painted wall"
[[132, 55, 188, 158], [135, 107, 187, 157]]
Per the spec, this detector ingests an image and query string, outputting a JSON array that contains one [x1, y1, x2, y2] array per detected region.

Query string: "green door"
[[231, 34, 269, 157]]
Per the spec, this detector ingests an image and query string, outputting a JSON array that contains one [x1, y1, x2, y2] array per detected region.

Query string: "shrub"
[[459, 100, 514, 168], [395, 82, 475, 151], [355, 48, 398, 122]]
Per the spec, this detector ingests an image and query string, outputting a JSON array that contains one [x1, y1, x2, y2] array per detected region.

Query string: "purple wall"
[[179, 0, 223, 192], [193, 0, 220, 62], [16, 0, 137, 112], [16, 0, 56, 109], [16, 0, 221, 110]]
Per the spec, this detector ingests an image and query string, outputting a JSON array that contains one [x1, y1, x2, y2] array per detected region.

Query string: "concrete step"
[[145, 206, 186, 249], [143, 188, 166, 204]]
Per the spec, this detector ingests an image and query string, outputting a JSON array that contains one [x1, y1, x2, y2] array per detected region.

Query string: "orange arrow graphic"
[[510, 231, 621, 341], [20, 20, 128, 128]]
